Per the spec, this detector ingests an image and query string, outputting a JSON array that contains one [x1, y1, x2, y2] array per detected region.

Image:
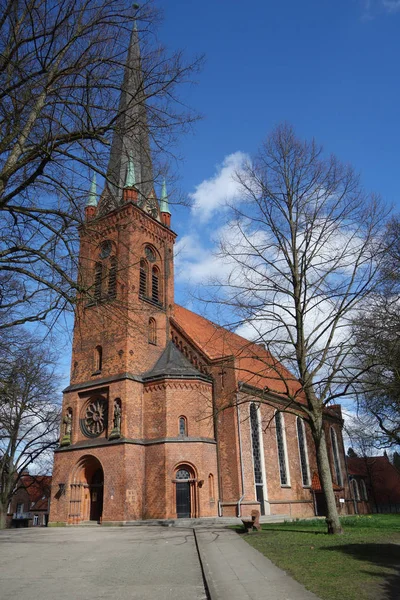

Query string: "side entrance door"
[[176, 481, 191, 518]]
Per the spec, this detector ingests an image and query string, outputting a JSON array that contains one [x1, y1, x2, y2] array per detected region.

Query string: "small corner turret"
[[85, 173, 97, 220], [160, 179, 171, 227]]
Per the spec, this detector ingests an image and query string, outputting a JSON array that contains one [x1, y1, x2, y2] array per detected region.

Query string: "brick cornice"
[[54, 436, 217, 452]]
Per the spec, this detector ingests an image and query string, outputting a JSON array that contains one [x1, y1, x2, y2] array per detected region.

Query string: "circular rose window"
[[81, 398, 107, 437]]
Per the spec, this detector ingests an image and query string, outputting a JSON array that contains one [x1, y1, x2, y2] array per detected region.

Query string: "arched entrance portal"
[[174, 465, 198, 518], [69, 456, 104, 524]]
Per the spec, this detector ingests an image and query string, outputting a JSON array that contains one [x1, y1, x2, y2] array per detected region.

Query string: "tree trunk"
[[0, 503, 7, 530], [314, 428, 343, 534]]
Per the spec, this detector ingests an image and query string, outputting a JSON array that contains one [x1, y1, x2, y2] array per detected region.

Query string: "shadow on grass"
[[323, 543, 400, 600], [234, 526, 326, 536]]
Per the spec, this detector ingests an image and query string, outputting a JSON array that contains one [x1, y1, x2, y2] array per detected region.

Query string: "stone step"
[[75, 514, 292, 528]]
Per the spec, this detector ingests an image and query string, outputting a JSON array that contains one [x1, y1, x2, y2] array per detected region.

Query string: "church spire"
[[101, 13, 154, 213]]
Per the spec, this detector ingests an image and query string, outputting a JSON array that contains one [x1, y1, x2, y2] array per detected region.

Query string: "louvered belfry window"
[[108, 256, 117, 299], [94, 262, 102, 301], [139, 259, 148, 297], [152, 266, 160, 303]]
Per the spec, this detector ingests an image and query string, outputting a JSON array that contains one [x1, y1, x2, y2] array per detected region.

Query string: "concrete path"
[[0, 525, 321, 600], [0, 526, 207, 600], [196, 528, 320, 600]]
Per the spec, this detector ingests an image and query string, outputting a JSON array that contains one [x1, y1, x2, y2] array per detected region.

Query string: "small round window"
[[145, 246, 156, 262]]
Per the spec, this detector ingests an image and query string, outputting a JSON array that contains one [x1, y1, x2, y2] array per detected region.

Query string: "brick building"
[[8, 475, 51, 528], [347, 455, 400, 515], [49, 26, 349, 525]]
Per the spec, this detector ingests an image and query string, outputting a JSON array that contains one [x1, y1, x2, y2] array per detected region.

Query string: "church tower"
[[49, 23, 218, 525]]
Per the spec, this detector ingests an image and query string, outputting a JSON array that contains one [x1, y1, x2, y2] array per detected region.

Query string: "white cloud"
[[382, 0, 400, 11], [190, 152, 249, 222]]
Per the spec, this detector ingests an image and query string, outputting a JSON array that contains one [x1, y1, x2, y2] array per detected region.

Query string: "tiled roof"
[[143, 341, 211, 382], [311, 472, 343, 492], [19, 475, 52, 511], [172, 304, 302, 399]]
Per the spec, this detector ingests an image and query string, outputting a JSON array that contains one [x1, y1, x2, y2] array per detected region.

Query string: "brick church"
[[49, 25, 350, 525]]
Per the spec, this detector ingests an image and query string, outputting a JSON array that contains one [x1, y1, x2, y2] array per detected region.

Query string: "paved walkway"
[[196, 527, 320, 600], [0, 525, 320, 600]]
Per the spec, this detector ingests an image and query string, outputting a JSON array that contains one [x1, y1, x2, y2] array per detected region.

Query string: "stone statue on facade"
[[109, 400, 121, 440], [60, 409, 72, 447]]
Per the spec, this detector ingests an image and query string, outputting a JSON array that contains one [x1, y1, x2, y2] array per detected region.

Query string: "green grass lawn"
[[239, 515, 400, 600]]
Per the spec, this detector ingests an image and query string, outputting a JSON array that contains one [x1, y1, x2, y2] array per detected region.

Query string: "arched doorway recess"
[[69, 456, 104, 524], [174, 465, 197, 518]]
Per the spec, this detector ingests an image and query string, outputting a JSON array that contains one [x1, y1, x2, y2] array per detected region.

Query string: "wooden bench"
[[241, 509, 261, 533]]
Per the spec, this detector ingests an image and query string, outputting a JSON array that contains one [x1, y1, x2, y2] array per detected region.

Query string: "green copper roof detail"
[[87, 172, 97, 207], [160, 179, 171, 214], [124, 154, 136, 188]]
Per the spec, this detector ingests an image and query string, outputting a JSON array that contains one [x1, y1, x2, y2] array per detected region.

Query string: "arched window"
[[360, 479, 368, 501], [179, 416, 187, 436], [250, 403, 265, 513], [94, 262, 102, 301], [108, 256, 117, 299], [275, 411, 289, 486], [139, 259, 148, 297], [208, 473, 214, 501], [94, 345, 102, 372], [175, 468, 191, 480], [148, 318, 157, 345], [152, 266, 160, 303], [296, 417, 310, 486], [351, 478, 360, 501], [330, 428, 343, 487]]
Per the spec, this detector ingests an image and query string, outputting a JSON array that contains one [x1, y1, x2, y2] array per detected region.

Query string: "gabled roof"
[[19, 475, 52, 511], [172, 304, 302, 398], [143, 341, 211, 383]]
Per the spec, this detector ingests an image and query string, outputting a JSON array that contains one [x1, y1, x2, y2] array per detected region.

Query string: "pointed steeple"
[[87, 173, 97, 207], [101, 17, 154, 214], [159, 179, 171, 215]]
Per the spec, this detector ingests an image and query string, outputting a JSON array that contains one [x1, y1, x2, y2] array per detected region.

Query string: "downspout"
[[236, 393, 245, 517], [212, 367, 223, 517]]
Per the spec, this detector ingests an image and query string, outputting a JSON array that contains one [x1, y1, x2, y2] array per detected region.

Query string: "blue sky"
[[155, 0, 400, 312], [55, 0, 400, 395]]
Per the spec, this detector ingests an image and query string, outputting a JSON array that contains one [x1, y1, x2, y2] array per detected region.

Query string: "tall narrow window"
[[108, 256, 117, 299], [250, 403, 265, 514], [94, 345, 102, 372], [296, 417, 310, 486], [179, 416, 187, 436], [275, 411, 289, 486], [152, 266, 160, 303], [208, 474, 214, 501], [330, 428, 343, 487], [360, 479, 368, 501], [139, 259, 148, 297], [148, 318, 157, 345], [351, 478, 360, 501], [94, 262, 102, 300]]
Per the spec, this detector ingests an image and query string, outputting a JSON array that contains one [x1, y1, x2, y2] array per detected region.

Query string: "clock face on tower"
[[144, 196, 158, 219]]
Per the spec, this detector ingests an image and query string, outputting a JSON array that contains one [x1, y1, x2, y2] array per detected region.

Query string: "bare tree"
[[204, 124, 387, 533], [0, 0, 200, 329], [0, 330, 60, 528], [352, 218, 400, 447]]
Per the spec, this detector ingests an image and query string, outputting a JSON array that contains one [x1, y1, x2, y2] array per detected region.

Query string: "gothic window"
[[250, 403, 266, 514], [330, 428, 343, 487], [351, 478, 360, 501], [179, 416, 187, 436], [108, 256, 117, 299], [360, 479, 368, 501], [148, 318, 157, 345], [175, 468, 190, 480], [275, 411, 289, 486], [94, 262, 102, 301], [152, 266, 160, 303], [92, 241, 116, 303], [139, 259, 148, 297], [296, 417, 310, 486], [94, 346, 102, 372]]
